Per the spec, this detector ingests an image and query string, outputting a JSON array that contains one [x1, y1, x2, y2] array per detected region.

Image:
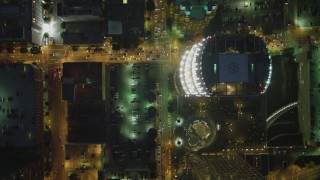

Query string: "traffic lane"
[[158, 64, 172, 179], [1, 53, 43, 63], [47, 63, 66, 180], [65, 53, 149, 63], [56, 79, 67, 180], [148, 64, 167, 178], [59, 86, 67, 180], [48, 69, 60, 178], [297, 50, 311, 144]]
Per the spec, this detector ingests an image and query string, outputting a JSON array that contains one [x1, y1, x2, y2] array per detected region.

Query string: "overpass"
[[266, 102, 299, 129]]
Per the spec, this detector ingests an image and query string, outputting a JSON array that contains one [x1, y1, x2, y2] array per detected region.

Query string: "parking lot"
[[107, 63, 161, 177]]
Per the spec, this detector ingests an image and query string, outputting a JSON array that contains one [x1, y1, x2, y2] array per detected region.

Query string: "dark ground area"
[[266, 56, 302, 147]]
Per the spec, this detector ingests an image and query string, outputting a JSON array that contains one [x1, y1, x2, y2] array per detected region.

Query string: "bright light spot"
[[179, 38, 210, 96], [42, 23, 50, 33], [175, 118, 183, 126], [261, 52, 272, 94], [175, 138, 183, 147]]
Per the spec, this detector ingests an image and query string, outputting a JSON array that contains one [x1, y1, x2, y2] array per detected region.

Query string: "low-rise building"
[[289, 0, 320, 27], [0, 63, 44, 179], [62, 63, 106, 143], [0, 63, 44, 147]]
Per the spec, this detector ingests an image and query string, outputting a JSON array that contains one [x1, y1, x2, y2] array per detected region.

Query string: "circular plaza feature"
[[179, 116, 217, 151]]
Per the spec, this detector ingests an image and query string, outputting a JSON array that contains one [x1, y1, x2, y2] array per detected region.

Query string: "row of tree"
[[295, 155, 320, 167], [0, 45, 41, 54]]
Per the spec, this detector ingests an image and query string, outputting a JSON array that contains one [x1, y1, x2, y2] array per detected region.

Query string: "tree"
[[295, 155, 320, 167], [42, 3, 51, 10], [7, 46, 14, 53], [30, 46, 41, 54], [60, 31, 65, 39], [168, 98, 177, 113], [146, 140, 157, 150], [43, 17, 51, 23], [44, 32, 49, 38], [72, 45, 79, 51], [147, 106, 157, 118], [61, 22, 66, 29], [166, 18, 173, 31], [20, 47, 28, 53], [282, 47, 294, 58], [146, 0, 155, 11], [168, 104, 175, 113], [146, 92, 156, 102], [147, 128, 157, 139]]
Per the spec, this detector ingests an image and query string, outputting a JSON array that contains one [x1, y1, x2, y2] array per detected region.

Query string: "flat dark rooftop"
[[105, 0, 144, 36], [63, 22, 103, 44], [63, 62, 102, 101], [0, 1, 32, 41], [67, 102, 106, 143], [201, 35, 270, 95]]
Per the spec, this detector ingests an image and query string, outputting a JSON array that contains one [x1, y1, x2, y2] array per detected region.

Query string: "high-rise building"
[[169, 0, 217, 36]]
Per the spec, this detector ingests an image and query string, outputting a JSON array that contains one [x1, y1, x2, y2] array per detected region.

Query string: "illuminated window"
[[123, 0, 127, 4]]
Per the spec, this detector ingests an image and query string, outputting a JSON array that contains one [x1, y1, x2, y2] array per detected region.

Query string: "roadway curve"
[[266, 102, 299, 129]]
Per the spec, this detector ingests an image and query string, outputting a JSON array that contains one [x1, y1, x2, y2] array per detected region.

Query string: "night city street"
[[1, 0, 320, 180]]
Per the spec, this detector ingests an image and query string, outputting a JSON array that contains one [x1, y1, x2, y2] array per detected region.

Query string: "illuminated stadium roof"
[[178, 34, 272, 96]]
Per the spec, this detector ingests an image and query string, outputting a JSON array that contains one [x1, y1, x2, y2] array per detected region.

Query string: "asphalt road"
[[47, 56, 67, 180]]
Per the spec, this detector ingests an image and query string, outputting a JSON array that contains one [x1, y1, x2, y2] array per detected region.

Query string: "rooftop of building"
[[105, 0, 144, 36], [175, 0, 217, 19], [58, 0, 102, 18], [175, 0, 217, 5], [0, 148, 42, 178], [62, 62, 103, 101], [62, 0, 101, 6], [67, 102, 106, 143], [0, 0, 32, 42], [187, 152, 265, 179], [200, 35, 270, 95], [0, 64, 39, 147], [62, 22, 104, 44]]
